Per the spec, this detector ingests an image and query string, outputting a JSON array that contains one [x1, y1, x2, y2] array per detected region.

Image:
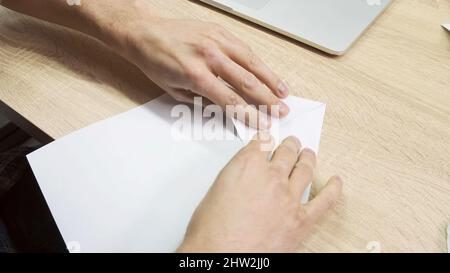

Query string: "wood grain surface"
[[0, 0, 449, 252]]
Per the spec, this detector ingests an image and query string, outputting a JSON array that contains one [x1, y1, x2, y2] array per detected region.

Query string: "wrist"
[[91, 0, 161, 59]]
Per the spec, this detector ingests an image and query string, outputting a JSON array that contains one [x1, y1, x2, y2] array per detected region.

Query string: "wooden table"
[[0, 0, 449, 252]]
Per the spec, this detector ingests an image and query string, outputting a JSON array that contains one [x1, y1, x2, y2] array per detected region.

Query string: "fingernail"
[[290, 136, 301, 146], [302, 148, 316, 156], [277, 81, 289, 97], [279, 101, 290, 116]]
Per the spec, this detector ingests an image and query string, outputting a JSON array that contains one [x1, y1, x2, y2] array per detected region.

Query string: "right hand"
[[178, 134, 343, 253]]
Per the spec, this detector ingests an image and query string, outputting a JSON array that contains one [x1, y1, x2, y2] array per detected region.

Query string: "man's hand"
[[124, 17, 290, 129], [1, 0, 290, 129], [178, 133, 342, 253]]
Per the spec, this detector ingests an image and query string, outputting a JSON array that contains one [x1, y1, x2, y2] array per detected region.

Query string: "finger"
[[289, 148, 317, 199], [208, 52, 289, 118], [303, 176, 342, 223], [218, 33, 290, 99], [247, 131, 275, 155], [270, 137, 301, 178], [235, 131, 274, 161], [194, 72, 271, 130]]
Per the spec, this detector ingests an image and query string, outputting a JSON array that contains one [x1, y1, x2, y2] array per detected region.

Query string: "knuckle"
[[295, 162, 314, 179], [185, 68, 206, 87], [268, 169, 280, 182], [274, 147, 297, 166], [270, 162, 290, 176], [225, 93, 241, 107], [184, 65, 202, 79], [246, 48, 259, 68], [198, 40, 219, 59], [281, 143, 299, 157], [241, 74, 260, 90]]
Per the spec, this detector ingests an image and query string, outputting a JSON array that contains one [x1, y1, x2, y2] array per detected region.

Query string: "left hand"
[[178, 134, 343, 253]]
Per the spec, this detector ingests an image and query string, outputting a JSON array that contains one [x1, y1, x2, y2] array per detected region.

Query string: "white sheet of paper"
[[442, 23, 450, 31], [27, 94, 326, 253], [233, 96, 326, 151]]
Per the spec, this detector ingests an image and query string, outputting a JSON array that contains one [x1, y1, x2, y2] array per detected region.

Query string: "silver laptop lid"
[[200, 0, 391, 55]]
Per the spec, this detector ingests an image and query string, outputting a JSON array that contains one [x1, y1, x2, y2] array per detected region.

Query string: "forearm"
[[0, 0, 159, 54]]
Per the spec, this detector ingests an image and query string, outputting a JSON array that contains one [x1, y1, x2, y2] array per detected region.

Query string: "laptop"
[[199, 0, 391, 55]]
